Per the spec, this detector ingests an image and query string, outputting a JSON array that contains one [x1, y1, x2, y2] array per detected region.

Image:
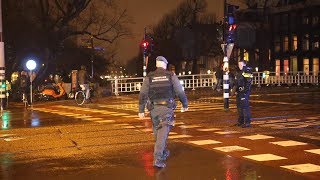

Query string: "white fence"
[[109, 71, 319, 95]]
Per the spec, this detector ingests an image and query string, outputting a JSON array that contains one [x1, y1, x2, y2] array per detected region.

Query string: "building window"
[[290, 56, 298, 74], [303, 58, 309, 75], [283, 36, 289, 52], [312, 16, 319, 26], [275, 59, 280, 76], [312, 35, 319, 50], [284, 59, 289, 74], [244, 51, 249, 61], [313, 58, 319, 76], [302, 34, 309, 51], [292, 35, 298, 51], [274, 36, 281, 52]]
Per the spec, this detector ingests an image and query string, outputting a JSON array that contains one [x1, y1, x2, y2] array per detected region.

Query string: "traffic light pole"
[[143, 28, 147, 77], [0, 0, 5, 113], [222, 0, 229, 110]]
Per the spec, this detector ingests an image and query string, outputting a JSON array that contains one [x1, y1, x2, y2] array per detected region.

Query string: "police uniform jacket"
[[139, 68, 188, 113]]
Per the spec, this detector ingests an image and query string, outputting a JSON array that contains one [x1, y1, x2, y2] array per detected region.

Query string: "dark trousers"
[[236, 93, 251, 124]]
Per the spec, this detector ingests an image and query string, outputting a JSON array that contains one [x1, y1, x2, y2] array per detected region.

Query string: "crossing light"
[[141, 41, 149, 49]]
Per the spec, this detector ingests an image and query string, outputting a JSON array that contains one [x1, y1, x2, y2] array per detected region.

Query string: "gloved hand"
[[138, 112, 145, 119], [180, 107, 188, 112]]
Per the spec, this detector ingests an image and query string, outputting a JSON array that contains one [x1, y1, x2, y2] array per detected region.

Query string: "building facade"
[[235, 0, 320, 75], [270, 1, 320, 75]]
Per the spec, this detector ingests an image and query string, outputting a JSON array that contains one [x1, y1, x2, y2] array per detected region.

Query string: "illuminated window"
[[290, 56, 298, 74], [244, 51, 249, 61], [303, 58, 309, 75], [284, 59, 289, 74], [274, 37, 280, 52], [275, 59, 280, 76], [313, 58, 319, 76], [283, 36, 289, 52], [302, 34, 309, 51], [292, 35, 298, 51]]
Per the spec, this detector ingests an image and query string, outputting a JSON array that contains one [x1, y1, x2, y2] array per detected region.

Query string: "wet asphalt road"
[[0, 86, 319, 179]]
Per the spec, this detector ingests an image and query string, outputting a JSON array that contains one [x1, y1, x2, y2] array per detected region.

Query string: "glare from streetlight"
[[26, 60, 37, 71]]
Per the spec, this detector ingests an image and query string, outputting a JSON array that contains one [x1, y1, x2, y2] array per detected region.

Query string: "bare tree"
[[150, 0, 221, 73], [4, 0, 132, 80]]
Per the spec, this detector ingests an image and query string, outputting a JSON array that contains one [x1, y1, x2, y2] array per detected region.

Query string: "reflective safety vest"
[[148, 68, 174, 102]]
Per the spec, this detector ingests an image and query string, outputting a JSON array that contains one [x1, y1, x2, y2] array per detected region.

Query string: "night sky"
[[117, 0, 246, 65]]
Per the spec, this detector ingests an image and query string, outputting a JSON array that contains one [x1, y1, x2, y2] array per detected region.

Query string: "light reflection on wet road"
[[0, 88, 319, 179]]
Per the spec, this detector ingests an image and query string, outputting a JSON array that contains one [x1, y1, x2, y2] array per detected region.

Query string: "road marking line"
[[214, 146, 250, 152], [179, 125, 202, 129], [4, 137, 26, 142], [121, 126, 136, 129], [305, 149, 320, 155], [84, 117, 104, 121], [95, 120, 116, 123], [243, 154, 287, 161], [168, 135, 192, 139], [240, 134, 275, 140], [270, 140, 308, 147], [189, 139, 221, 145], [113, 123, 130, 126], [0, 134, 16, 138], [281, 163, 320, 173], [214, 131, 239, 135], [141, 128, 153, 132], [197, 128, 221, 132]]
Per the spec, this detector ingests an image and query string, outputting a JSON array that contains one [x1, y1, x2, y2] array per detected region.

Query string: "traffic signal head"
[[141, 41, 149, 49]]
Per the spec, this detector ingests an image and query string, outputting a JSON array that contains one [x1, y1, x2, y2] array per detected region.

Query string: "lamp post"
[[26, 59, 36, 107]]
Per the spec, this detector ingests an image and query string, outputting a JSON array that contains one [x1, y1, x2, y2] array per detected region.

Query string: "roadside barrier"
[[108, 71, 319, 95]]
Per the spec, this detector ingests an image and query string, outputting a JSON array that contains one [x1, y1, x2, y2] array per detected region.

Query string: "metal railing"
[[109, 71, 319, 95]]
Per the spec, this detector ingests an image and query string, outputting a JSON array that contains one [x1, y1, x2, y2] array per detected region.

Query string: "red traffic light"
[[141, 41, 149, 49]]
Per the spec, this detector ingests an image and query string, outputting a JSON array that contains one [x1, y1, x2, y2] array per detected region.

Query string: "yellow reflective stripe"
[[242, 72, 253, 78]]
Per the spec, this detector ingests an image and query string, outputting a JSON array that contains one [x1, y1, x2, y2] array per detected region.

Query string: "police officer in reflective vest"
[[138, 56, 188, 168], [234, 59, 253, 128]]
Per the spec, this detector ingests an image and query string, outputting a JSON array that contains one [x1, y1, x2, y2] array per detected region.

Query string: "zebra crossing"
[[32, 101, 320, 176]]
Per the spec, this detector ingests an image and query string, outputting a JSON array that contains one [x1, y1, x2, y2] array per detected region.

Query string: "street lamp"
[[26, 59, 36, 107]]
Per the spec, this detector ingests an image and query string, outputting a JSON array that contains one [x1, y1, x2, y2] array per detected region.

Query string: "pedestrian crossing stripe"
[[213, 146, 250, 152], [214, 131, 239, 135], [189, 139, 222, 145], [179, 125, 202, 129], [95, 120, 115, 123], [305, 149, 320, 155], [240, 134, 275, 140], [197, 128, 221, 131], [168, 135, 192, 139], [121, 126, 136, 129], [270, 140, 308, 147], [243, 154, 287, 161], [84, 117, 104, 121], [113, 123, 130, 126], [281, 163, 320, 173]]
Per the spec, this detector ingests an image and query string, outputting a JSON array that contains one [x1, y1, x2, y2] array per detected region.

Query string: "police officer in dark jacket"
[[138, 56, 188, 168], [234, 59, 253, 128]]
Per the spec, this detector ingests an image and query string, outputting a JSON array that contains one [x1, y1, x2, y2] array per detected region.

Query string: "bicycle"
[[75, 84, 94, 105]]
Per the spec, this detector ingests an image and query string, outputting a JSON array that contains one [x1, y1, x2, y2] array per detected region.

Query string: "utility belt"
[[147, 99, 176, 111]]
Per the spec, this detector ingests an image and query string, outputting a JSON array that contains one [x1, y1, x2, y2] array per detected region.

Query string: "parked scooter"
[[36, 82, 67, 101]]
